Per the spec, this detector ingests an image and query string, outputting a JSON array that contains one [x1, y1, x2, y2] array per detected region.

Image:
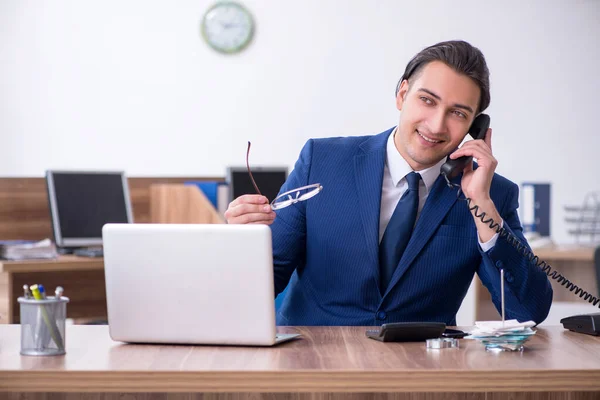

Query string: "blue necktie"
[[379, 171, 421, 293]]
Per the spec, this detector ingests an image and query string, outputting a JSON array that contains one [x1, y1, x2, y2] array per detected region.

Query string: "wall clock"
[[201, 2, 255, 54]]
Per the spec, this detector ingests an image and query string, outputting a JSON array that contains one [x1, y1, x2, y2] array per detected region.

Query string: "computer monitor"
[[226, 167, 288, 203], [45, 170, 133, 248]]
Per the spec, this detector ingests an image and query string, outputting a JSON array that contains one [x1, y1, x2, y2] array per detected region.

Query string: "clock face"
[[201, 2, 254, 54]]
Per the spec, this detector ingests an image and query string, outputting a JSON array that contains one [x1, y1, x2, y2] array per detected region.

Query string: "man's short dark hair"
[[395, 40, 491, 113]]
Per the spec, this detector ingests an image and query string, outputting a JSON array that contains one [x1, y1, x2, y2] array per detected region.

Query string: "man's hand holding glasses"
[[224, 141, 323, 225], [225, 194, 277, 225]]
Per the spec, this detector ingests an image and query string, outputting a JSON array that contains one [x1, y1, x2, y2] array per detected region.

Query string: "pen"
[[37, 284, 50, 347], [30, 284, 64, 351], [29, 284, 45, 348], [23, 284, 35, 343], [55, 286, 64, 299], [38, 284, 47, 299]]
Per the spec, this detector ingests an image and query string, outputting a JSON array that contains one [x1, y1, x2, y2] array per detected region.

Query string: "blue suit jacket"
[[271, 128, 553, 326]]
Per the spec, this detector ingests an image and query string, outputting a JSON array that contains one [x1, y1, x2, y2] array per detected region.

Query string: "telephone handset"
[[440, 113, 491, 180], [438, 114, 600, 323]]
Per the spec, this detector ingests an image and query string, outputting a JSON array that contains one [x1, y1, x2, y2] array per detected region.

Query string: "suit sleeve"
[[270, 139, 314, 296], [476, 182, 553, 324]]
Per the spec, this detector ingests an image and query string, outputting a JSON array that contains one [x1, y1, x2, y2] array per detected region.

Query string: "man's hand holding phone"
[[449, 127, 496, 202], [449, 127, 503, 243]]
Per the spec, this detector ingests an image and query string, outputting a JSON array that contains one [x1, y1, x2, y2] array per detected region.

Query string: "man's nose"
[[429, 109, 448, 135]]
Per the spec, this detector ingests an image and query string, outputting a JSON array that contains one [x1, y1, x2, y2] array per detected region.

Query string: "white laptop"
[[102, 223, 300, 346]]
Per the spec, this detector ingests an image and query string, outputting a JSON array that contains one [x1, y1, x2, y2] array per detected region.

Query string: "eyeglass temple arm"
[[246, 141, 262, 196]]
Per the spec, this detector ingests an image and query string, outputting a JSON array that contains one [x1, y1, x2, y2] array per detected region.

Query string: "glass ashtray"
[[477, 335, 532, 352], [465, 329, 536, 352], [481, 340, 527, 353]]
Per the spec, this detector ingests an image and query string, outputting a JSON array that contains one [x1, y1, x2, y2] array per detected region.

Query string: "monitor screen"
[[227, 167, 288, 203], [46, 171, 133, 247]]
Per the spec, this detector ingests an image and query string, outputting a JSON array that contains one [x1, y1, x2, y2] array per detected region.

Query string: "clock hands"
[[219, 20, 241, 30]]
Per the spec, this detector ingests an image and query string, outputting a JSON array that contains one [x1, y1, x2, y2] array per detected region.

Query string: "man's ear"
[[396, 80, 409, 111]]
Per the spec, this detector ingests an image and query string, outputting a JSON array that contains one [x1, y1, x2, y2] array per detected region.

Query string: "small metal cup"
[[18, 296, 69, 356]]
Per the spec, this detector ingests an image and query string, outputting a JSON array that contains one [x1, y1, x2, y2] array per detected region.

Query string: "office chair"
[[275, 287, 288, 312]]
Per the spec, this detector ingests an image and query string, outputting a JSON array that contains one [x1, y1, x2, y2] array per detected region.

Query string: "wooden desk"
[[475, 245, 598, 321], [533, 245, 597, 301], [0, 256, 104, 324], [0, 325, 599, 399], [533, 245, 595, 262]]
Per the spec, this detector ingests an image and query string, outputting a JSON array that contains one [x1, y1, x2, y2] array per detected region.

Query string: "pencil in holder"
[[18, 296, 69, 356]]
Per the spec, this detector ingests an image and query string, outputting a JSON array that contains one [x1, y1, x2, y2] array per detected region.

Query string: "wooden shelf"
[[0, 255, 103, 273]]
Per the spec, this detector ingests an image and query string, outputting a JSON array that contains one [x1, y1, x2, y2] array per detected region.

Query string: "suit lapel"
[[383, 173, 462, 298], [354, 130, 389, 286]]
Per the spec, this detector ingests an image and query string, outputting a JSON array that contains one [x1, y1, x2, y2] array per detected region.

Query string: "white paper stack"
[[465, 320, 537, 351], [470, 320, 536, 335], [0, 239, 58, 260]]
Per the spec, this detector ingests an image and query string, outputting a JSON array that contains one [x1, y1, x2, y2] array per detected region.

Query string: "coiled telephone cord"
[[444, 178, 600, 308]]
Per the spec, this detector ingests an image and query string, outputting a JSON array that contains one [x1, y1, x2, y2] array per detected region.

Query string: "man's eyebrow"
[[417, 88, 474, 114]]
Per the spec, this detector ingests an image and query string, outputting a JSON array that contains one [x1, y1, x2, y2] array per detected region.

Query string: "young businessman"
[[225, 40, 553, 326]]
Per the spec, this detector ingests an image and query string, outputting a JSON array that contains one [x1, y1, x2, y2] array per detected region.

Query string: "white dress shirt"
[[379, 129, 499, 252]]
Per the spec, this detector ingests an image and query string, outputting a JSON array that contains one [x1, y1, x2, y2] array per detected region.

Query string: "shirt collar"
[[386, 127, 445, 192]]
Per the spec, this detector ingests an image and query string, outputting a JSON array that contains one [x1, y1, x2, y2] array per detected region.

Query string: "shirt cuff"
[[478, 220, 503, 252]]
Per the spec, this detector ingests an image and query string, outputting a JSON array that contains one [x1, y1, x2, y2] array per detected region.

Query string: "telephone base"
[[560, 313, 600, 336]]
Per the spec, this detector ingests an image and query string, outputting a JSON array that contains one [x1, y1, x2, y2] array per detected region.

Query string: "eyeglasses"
[[246, 141, 323, 210]]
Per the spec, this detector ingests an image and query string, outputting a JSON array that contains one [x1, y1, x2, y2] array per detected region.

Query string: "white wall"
[[2, 1, 599, 238], [2, 0, 599, 245]]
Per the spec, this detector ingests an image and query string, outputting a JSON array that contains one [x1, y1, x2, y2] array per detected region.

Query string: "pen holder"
[[18, 296, 69, 356]]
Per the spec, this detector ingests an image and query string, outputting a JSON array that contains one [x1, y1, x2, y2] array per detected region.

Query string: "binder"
[[520, 183, 551, 236]]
